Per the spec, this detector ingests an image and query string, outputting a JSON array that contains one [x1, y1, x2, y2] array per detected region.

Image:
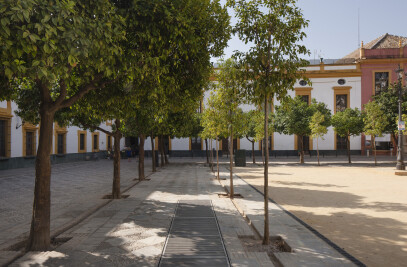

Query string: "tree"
[[331, 108, 364, 164], [201, 90, 228, 179], [243, 109, 273, 165], [310, 111, 328, 166], [213, 58, 246, 198], [274, 97, 331, 164], [363, 101, 389, 166], [229, 0, 309, 245], [65, 80, 137, 198], [372, 83, 407, 146], [1, 1, 126, 250]]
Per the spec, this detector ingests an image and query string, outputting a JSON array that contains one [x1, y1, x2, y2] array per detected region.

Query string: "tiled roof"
[[336, 33, 407, 64]]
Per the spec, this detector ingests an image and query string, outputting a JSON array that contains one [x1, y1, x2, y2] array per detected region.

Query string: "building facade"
[[2, 34, 407, 169]]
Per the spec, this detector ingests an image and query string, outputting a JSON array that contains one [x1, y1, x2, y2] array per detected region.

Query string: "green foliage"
[[372, 82, 407, 136], [331, 108, 364, 138], [274, 96, 331, 137], [310, 110, 328, 140], [0, 0, 125, 83], [228, 0, 310, 103], [243, 109, 273, 141], [363, 101, 388, 137], [207, 58, 247, 139]]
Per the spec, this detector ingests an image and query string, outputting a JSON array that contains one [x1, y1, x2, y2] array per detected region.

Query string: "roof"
[[336, 33, 407, 64]]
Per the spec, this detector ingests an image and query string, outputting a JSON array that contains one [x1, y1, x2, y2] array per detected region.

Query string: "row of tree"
[[0, 0, 230, 251], [202, 66, 394, 168]]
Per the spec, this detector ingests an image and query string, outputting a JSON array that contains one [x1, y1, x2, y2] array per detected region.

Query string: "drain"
[[159, 200, 230, 267]]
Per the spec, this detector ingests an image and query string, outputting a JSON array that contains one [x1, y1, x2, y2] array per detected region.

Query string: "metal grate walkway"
[[159, 200, 230, 267]]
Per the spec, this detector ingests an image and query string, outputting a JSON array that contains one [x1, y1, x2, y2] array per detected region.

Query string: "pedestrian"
[[125, 146, 132, 162]]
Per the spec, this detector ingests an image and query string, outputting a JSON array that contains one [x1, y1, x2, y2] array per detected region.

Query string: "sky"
[[214, 0, 407, 62]]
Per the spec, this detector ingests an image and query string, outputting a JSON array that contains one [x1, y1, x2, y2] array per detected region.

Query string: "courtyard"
[[0, 156, 405, 266], [232, 156, 407, 267]]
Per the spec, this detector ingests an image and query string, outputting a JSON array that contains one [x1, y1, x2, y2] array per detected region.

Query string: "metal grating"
[[159, 200, 230, 267]]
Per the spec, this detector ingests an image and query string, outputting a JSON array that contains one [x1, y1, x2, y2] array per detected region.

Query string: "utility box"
[[235, 149, 246, 167]]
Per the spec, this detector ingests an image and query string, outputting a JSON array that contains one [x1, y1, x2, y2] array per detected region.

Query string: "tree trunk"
[[27, 108, 55, 251], [317, 138, 320, 166], [112, 121, 122, 199], [347, 135, 351, 164], [263, 96, 270, 245], [217, 137, 219, 180], [299, 135, 304, 164], [151, 132, 156, 172], [261, 139, 265, 166], [373, 135, 377, 166], [138, 134, 145, 180], [210, 139, 214, 172], [229, 124, 234, 198], [159, 135, 164, 166], [252, 141, 255, 164], [163, 136, 169, 164], [205, 139, 209, 164]]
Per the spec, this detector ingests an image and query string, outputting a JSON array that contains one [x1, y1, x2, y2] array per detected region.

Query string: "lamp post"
[[395, 64, 405, 170]]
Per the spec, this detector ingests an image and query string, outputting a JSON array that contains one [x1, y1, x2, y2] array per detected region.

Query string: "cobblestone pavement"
[[0, 158, 151, 250]]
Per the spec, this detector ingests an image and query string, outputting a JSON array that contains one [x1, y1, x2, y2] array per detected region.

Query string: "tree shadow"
[[13, 167, 239, 267], [227, 179, 407, 267]]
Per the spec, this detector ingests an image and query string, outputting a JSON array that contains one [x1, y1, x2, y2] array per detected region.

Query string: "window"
[[0, 120, 6, 157], [93, 134, 99, 151], [301, 95, 309, 104], [374, 72, 389, 95], [26, 131, 34, 156], [295, 89, 312, 151], [336, 94, 347, 112], [338, 79, 346, 85], [107, 135, 112, 150], [80, 134, 85, 151], [54, 124, 67, 154], [22, 124, 37, 157], [299, 80, 307, 86], [92, 132, 100, 152], [57, 134, 65, 154], [77, 130, 87, 153]]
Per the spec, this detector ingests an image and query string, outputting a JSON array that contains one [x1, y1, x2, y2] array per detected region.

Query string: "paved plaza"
[[232, 155, 407, 267], [1, 156, 398, 266]]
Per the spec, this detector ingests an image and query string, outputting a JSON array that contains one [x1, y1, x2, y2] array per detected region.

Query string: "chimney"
[[360, 41, 365, 59]]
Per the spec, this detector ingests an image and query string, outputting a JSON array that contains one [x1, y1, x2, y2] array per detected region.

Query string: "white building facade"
[[0, 62, 362, 170]]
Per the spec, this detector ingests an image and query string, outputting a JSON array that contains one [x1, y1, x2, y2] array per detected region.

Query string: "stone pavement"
[[2, 157, 358, 266], [218, 166, 359, 267], [0, 158, 150, 264]]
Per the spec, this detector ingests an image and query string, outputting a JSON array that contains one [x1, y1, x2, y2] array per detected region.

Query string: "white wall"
[[272, 75, 362, 150], [10, 102, 22, 157], [171, 138, 189, 150]]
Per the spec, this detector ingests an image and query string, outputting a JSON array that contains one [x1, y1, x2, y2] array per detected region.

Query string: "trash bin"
[[235, 149, 246, 167]]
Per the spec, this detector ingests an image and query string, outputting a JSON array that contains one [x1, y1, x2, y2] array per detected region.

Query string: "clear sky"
[[214, 0, 407, 62]]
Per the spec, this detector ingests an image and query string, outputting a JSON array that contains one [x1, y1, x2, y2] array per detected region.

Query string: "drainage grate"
[[159, 200, 230, 267]]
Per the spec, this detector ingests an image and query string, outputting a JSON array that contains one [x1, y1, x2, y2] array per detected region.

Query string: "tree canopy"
[[228, 0, 310, 245], [331, 108, 364, 163]]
